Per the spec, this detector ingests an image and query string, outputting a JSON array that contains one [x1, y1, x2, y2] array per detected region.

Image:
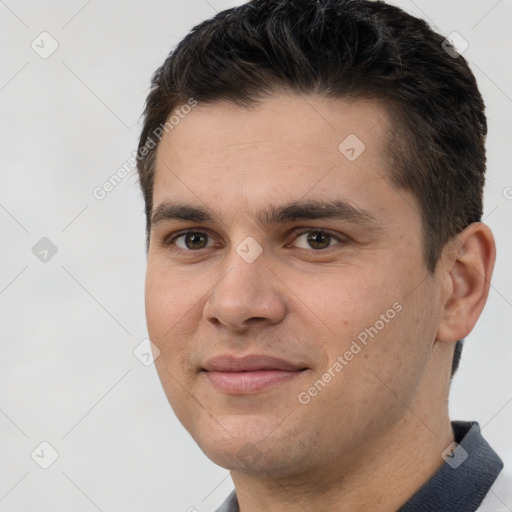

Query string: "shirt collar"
[[398, 421, 503, 511]]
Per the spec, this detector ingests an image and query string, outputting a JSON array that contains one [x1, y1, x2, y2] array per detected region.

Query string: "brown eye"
[[184, 232, 208, 250], [307, 231, 332, 249], [293, 229, 340, 250], [170, 231, 213, 251]]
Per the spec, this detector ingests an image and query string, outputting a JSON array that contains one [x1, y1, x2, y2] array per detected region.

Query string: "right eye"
[[165, 230, 216, 252]]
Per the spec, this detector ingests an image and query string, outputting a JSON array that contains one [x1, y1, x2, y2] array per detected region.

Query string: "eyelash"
[[163, 228, 344, 254]]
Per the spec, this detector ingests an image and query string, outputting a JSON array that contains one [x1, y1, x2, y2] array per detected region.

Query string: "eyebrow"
[[151, 199, 382, 230]]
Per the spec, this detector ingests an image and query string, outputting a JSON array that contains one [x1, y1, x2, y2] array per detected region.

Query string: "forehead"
[[152, 94, 403, 223], [155, 94, 390, 166]]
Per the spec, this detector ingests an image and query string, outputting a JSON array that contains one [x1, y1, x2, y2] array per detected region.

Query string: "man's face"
[[145, 94, 443, 474]]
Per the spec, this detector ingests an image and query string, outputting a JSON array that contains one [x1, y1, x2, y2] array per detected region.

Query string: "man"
[[136, 1, 510, 510]]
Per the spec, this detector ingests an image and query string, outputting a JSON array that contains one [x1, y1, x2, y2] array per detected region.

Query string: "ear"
[[436, 222, 496, 343]]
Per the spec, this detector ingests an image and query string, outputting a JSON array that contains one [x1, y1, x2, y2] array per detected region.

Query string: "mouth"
[[201, 354, 308, 394]]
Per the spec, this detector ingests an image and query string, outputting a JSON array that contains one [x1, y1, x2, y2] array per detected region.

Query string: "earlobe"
[[436, 222, 496, 343]]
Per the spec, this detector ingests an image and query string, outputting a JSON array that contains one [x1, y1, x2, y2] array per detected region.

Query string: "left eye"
[[292, 230, 341, 250], [171, 231, 215, 251]]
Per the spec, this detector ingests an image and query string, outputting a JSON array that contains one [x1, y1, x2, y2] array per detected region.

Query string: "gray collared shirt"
[[215, 421, 504, 512]]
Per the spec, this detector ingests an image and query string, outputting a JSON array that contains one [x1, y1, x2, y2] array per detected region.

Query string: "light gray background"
[[1, 1, 511, 511]]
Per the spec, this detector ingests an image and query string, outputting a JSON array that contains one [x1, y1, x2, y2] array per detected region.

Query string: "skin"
[[145, 93, 495, 511]]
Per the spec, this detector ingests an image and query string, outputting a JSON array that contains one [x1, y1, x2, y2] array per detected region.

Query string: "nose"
[[202, 245, 288, 333]]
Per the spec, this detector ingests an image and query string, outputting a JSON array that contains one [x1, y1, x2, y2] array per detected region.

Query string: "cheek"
[[349, 282, 437, 409], [290, 267, 398, 343], [145, 272, 171, 343], [293, 266, 426, 390], [145, 263, 196, 334], [144, 267, 198, 376], [145, 269, 201, 422]]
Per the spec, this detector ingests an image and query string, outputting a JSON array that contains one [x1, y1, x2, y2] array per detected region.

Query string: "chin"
[[190, 418, 306, 475], [201, 440, 284, 473]]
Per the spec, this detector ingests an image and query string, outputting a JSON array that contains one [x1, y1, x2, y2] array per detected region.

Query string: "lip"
[[202, 354, 308, 394], [203, 354, 306, 372]]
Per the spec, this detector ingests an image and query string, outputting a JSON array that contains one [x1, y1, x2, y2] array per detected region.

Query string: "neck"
[[231, 416, 453, 511]]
